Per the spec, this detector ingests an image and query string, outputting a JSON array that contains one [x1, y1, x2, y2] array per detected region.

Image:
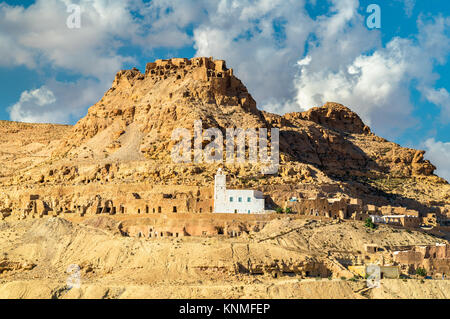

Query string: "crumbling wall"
[[286, 197, 349, 219], [393, 244, 450, 275]]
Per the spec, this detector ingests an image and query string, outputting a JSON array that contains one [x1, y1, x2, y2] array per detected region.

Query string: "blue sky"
[[0, 0, 449, 180]]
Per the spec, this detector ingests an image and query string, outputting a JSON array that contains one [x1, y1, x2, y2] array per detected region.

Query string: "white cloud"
[[423, 138, 450, 182], [423, 87, 450, 121], [9, 79, 108, 124], [136, 0, 211, 48], [295, 37, 418, 137], [297, 56, 311, 67], [9, 86, 57, 123], [294, 14, 450, 139], [0, 0, 140, 78], [0, 0, 144, 123], [0, 32, 36, 68], [192, 0, 314, 109]]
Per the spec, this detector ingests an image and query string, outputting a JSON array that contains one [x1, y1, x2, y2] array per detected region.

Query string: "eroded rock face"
[[0, 57, 448, 220], [0, 259, 35, 274], [264, 103, 438, 180], [50, 60, 439, 182], [53, 57, 262, 162], [287, 102, 371, 135]]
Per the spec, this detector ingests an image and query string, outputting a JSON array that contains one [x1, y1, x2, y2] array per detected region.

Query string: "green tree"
[[364, 218, 377, 229], [285, 207, 292, 214], [275, 207, 283, 214], [416, 267, 427, 277]]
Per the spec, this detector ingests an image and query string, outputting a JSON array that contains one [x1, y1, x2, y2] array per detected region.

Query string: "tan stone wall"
[[118, 213, 273, 238], [400, 216, 420, 228], [393, 244, 450, 275], [145, 57, 233, 85], [285, 198, 348, 219]]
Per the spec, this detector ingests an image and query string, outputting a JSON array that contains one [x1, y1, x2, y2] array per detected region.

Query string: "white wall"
[[213, 171, 265, 214], [214, 172, 227, 214]]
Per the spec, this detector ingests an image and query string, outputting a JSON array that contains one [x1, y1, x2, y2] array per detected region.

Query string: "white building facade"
[[214, 168, 265, 214]]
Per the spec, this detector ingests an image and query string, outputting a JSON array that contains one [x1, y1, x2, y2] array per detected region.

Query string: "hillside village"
[[2, 166, 449, 280], [0, 57, 449, 297]]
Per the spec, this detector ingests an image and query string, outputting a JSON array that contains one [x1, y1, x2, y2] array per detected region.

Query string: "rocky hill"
[[0, 121, 70, 179], [51, 57, 438, 184], [0, 57, 447, 214], [53, 57, 263, 162], [0, 57, 449, 299]]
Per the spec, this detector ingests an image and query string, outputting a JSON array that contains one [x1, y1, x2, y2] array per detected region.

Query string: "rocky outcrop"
[[0, 259, 35, 274], [286, 102, 371, 135], [53, 57, 262, 161], [51, 58, 439, 181], [0, 57, 447, 219]]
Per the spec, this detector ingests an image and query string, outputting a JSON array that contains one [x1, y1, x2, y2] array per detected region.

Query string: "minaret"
[[214, 168, 226, 213]]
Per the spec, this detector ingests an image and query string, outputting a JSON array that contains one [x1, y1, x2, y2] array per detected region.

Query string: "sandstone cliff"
[[0, 57, 448, 217]]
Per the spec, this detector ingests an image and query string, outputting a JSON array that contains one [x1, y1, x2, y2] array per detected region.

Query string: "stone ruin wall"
[[125, 217, 259, 238], [143, 57, 257, 112], [145, 57, 233, 83], [243, 258, 332, 279], [283, 196, 426, 227], [265, 184, 434, 227], [285, 197, 348, 219], [4, 183, 271, 238], [393, 244, 450, 276], [1, 190, 435, 231], [13, 186, 215, 219]]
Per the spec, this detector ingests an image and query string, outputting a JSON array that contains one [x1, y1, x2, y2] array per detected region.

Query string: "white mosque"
[[213, 168, 265, 214]]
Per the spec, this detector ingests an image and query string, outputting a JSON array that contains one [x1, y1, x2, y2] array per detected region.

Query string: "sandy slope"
[[1, 278, 449, 299], [0, 217, 448, 299]]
